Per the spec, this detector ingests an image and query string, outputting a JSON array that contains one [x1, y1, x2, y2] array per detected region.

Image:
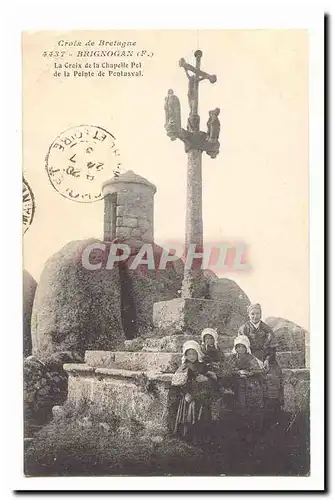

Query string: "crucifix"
[[164, 50, 221, 299]]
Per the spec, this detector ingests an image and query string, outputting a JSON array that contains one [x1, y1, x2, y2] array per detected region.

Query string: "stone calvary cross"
[[164, 50, 221, 298]]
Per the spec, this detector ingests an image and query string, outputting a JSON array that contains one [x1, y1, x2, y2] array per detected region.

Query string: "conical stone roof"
[[102, 170, 156, 193]]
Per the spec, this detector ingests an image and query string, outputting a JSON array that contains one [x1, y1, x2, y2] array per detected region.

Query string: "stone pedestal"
[[64, 362, 172, 434], [153, 297, 231, 335]]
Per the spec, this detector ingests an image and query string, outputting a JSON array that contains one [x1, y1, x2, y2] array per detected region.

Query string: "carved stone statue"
[[164, 89, 181, 140], [207, 108, 220, 142], [187, 114, 199, 133]]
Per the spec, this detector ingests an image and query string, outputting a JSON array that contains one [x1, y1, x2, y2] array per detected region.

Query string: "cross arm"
[[179, 57, 217, 83]]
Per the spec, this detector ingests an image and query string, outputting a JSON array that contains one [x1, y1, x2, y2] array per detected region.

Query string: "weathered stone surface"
[[153, 297, 241, 336], [274, 351, 305, 369], [122, 217, 138, 228], [23, 270, 37, 357], [209, 277, 249, 306], [123, 243, 184, 335], [85, 350, 181, 373], [116, 205, 125, 216], [141, 229, 154, 243], [31, 239, 125, 359], [265, 317, 308, 359], [137, 218, 150, 231], [24, 351, 83, 435], [131, 229, 142, 238], [117, 226, 132, 238], [65, 368, 170, 433], [153, 276, 251, 337]]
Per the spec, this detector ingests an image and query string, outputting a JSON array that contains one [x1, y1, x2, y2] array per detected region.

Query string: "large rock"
[[265, 317, 308, 362], [31, 239, 186, 357], [23, 270, 37, 357], [208, 277, 251, 334], [31, 239, 125, 359]]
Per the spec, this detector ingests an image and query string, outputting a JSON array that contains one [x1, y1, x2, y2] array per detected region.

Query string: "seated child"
[[171, 340, 217, 441], [226, 336, 265, 448]]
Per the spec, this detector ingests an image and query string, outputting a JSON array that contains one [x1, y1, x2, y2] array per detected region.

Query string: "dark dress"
[[238, 320, 276, 362], [172, 360, 216, 440], [238, 320, 284, 427], [201, 344, 227, 420], [226, 352, 265, 444]]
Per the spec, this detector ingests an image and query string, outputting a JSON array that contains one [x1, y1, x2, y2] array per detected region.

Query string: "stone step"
[[85, 351, 180, 374], [65, 363, 310, 384], [141, 335, 234, 353], [85, 349, 305, 372], [124, 331, 305, 354]]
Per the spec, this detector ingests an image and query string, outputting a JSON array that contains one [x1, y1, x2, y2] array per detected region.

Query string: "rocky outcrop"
[[265, 316, 308, 362], [24, 351, 84, 435], [31, 239, 124, 359]]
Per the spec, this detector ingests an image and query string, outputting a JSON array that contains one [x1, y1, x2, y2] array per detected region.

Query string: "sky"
[[22, 29, 308, 329]]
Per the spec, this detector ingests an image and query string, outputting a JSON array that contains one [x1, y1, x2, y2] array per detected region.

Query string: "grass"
[[24, 403, 309, 477]]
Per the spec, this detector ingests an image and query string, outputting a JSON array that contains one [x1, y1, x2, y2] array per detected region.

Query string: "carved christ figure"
[[183, 67, 206, 115], [164, 89, 181, 140], [207, 108, 221, 141]]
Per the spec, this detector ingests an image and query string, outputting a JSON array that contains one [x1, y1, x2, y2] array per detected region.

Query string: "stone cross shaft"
[[164, 50, 220, 299]]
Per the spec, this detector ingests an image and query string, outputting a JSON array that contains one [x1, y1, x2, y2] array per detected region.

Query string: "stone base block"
[[153, 298, 231, 335], [64, 364, 171, 433], [85, 350, 180, 373]]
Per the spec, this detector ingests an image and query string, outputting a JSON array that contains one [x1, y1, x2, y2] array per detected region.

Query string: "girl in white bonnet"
[[171, 340, 217, 441], [200, 328, 220, 365]]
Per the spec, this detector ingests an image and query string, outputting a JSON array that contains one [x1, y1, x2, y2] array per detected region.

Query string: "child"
[[172, 340, 217, 441], [238, 303, 276, 368], [200, 328, 221, 366], [200, 328, 227, 422], [226, 336, 265, 451]]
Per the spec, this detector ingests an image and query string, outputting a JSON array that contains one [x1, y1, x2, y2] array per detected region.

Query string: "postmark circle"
[[46, 125, 122, 203], [23, 178, 35, 234]]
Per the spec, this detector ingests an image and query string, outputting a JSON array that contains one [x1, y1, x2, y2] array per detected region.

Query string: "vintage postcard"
[[16, 20, 324, 491]]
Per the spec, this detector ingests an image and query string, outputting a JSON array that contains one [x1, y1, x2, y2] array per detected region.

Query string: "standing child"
[[226, 336, 265, 452], [238, 303, 284, 432], [172, 340, 217, 441]]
